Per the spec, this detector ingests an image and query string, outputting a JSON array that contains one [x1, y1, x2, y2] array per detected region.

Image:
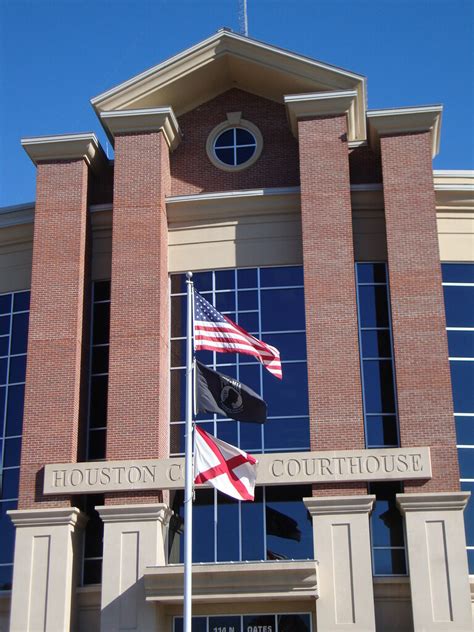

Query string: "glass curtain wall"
[[355, 263, 407, 576], [442, 263, 474, 572], [0, 290, 30, 590], [82, 280, 110, 584], [169, 267, 313, 563]]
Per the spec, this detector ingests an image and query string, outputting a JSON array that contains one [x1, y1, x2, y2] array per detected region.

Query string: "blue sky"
[[1, 0, 473, 207]]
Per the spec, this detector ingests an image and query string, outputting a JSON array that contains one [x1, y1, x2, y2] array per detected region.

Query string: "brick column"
[[100, 109, 181, 505], [371, 110, 459, 493], [286, 93, 365, 496], [18, 134, 104, 508]]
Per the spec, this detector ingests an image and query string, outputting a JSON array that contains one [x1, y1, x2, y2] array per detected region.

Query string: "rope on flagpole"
[[183, 271, 194, 632]]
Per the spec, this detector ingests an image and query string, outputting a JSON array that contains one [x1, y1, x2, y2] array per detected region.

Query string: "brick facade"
[[297, 115, 366, 496], [18, 159, 91, 509], [380, 131, 460, 492], [105, 131, 170, 505], [170, 89, 300, 195]]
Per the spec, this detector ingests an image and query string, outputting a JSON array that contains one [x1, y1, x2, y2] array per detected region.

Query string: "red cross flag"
[[193, 425, 258, 501]]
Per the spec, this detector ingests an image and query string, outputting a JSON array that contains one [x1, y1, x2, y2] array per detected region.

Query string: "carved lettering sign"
[[43, 447, 431, 495]]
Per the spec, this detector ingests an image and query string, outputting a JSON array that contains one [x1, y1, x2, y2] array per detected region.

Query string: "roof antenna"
[[238, 0, 248, 36]]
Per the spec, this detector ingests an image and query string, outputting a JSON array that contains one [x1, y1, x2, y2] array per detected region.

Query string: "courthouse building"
[[0, 29, 473, 631]]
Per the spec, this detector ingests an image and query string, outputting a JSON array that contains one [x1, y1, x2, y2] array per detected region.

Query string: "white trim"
[[434, 170, 474, 177], [21, 133, 105, 169], [91, 29, 365, 107], [100, 107, 181, 150], [166, 187, 300, 204]]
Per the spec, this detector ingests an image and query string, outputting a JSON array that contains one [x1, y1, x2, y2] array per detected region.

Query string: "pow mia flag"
[[196, 360, 267, 424]]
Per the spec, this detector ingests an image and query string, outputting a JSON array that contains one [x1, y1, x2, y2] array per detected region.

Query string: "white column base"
[[7, 507, 87, 632], [397, 492, 472, 631], [96, 503, 172, 632], [304, 495, 376, 632]]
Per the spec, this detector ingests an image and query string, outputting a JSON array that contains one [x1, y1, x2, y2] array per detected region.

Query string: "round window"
[[206, 117, 263, 172], [213, 127, 257, 167]]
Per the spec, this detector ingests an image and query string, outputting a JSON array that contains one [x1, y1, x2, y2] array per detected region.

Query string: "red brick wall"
[[298, 115, 366, 497], [380, 131, 459, 492], [170, 88, 300, 195], [18, 160, 90, 509], [105, 131, 170, 505]]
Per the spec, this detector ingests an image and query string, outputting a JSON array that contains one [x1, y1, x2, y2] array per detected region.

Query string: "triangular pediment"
[[91, 29, 366, 122]]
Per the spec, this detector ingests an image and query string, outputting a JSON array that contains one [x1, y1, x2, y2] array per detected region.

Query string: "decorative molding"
[[367, 105, 443, 157], [7, 507, 87, 529], [396, 491, 471, 514], [91, 29, 366, 118], [96, 503, 172, 525], [21, 133, 106, 170], [100, 107, 181, 150], [144, 560, 319, 603], [304, 495, 376, 516], [205, 117, 264, 172], [284, 89, 362, 141]]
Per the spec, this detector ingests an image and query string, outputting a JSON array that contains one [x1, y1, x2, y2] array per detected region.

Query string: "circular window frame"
[[206, 118, 263, 172]]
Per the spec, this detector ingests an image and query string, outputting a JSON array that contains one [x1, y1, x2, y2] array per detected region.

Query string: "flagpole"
[[183, 271, 194, 632]]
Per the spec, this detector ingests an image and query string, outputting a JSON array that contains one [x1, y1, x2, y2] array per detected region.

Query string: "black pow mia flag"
[[195, 360, 267, 424]]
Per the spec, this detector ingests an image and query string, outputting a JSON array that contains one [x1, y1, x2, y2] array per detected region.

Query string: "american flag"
[[193, 291, 282, 379]]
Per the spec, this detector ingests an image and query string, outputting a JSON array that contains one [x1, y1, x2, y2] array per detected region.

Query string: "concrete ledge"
[[100, 107, 181, 150], [304, 494, 376, 515], [21, 133, 106, 170], [7, 506, 87, 528], [396, 491, 471, 513], [143, 560, 318, 603], [96, 503, 172, 524]]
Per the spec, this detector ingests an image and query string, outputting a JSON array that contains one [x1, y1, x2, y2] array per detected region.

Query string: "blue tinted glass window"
[[0, 292, 29, 579], [461, 482, 474, 546], [170, 267, 309, 454], [9, 355, 26, 384], [450, 362, 474, 413], [442, 263, 474, 283], [363, 361, 395, 413], [260, 266, 304, 287], [10, 313, 28, 355], [169, 486, 313, 564], [0, 295, 12, 315], [366, 415, 398, 447], [0, 316, 9, 336], [370, 483, 406, 576], [174, 618, 207, 632], [13, 292, 30, 312], [213, 127, 257, 167], [455, 417, 474, 445], [458, 448, 474, 479], [356, 263, 387, 283], [443, 286, 474, 327], [358, 286, 389, 327], [447, 331, 474, 358], [6, 384, 25, 437], [261, 288, 305, 331], [0, 337, 8, 357]]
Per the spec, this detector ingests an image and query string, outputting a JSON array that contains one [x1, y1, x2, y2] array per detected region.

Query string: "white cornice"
[[285, 90, 363, 141], [100, 107, 181, 150], [397, 492, 470, 513], [21, 133, 106, 170], [434, 170, 474, 177], [91, 29, 366, 118], [367, 105, 443, 158], [304, 495, 376, 516], [96, 504, 172, 524], [7, 507, 88, 528], [166, 186, 300, 205]]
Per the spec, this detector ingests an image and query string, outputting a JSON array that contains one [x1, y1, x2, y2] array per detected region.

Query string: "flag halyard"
[[194, 291, 282, 379]]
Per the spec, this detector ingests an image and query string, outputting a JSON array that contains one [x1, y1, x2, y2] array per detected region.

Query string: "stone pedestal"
[[8, 507, 87, 632], [397, 492, 471, 631], [96, 503, 172, 632], [304, 495, 376, 631]]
